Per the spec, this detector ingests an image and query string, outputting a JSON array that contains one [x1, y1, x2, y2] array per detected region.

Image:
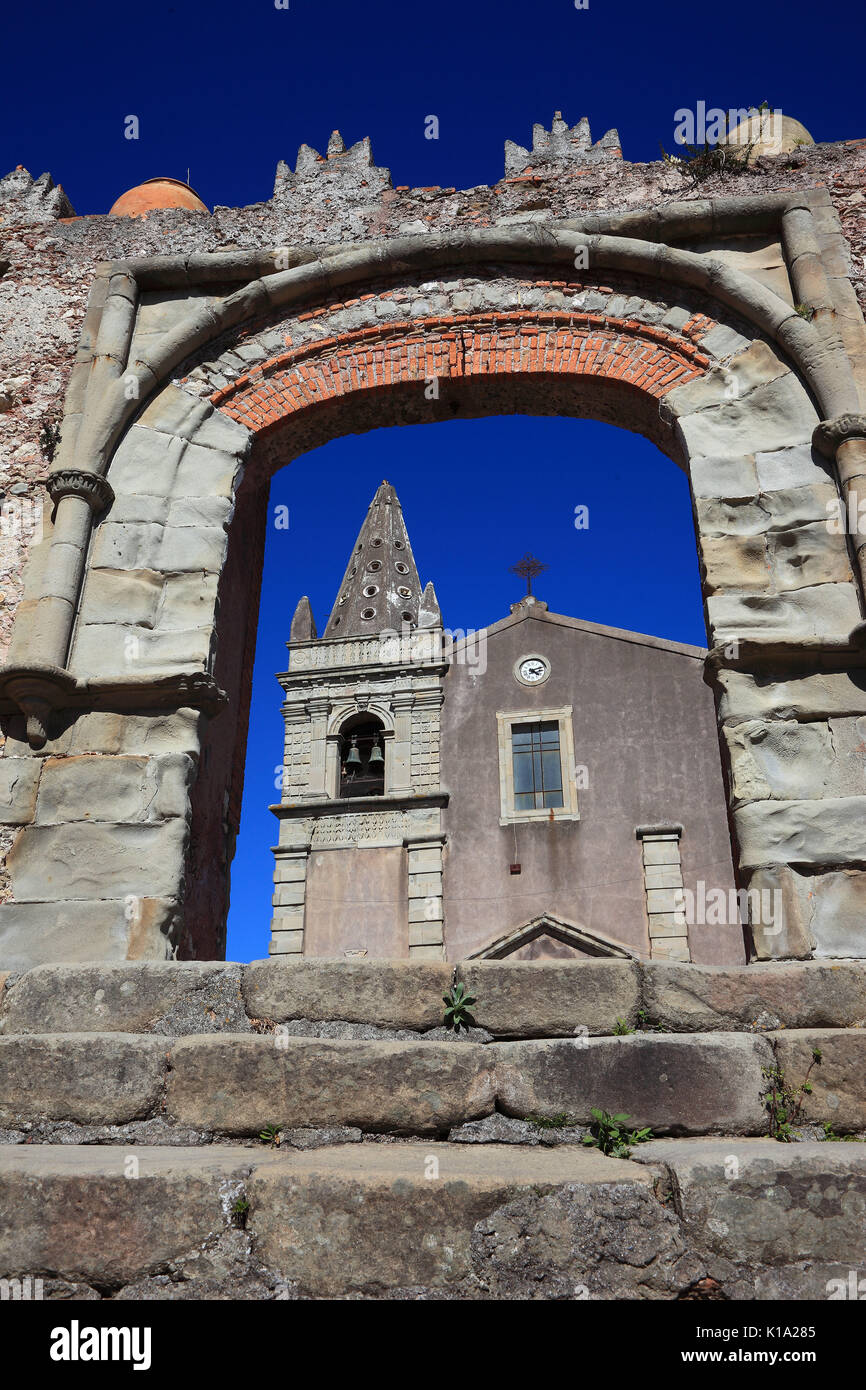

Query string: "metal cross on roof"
[[509, 552, 548, 597]]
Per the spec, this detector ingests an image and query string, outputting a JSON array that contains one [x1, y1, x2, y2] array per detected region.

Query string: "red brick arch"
[[209, 307, 714, 436]]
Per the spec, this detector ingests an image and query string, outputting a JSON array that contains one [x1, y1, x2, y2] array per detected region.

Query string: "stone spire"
[[322, 481, 428, 639]]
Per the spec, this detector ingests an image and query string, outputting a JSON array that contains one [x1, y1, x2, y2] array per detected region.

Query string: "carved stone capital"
[[46, 469, 115, 512], [812, 414, 866, 459]]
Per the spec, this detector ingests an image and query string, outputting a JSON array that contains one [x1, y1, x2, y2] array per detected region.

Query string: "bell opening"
[[339, 716, 386, 798]]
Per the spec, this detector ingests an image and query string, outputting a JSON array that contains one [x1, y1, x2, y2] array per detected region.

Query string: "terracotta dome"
[[109, 177, 208, 217]]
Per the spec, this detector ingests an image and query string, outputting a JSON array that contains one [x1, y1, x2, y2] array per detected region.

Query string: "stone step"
[[1, 1139, 864, 1300], [0, 1028, 831, 1138], [2, 958, 864, 1039]]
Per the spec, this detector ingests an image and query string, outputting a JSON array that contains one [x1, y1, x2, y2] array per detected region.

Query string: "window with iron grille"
[[511, 721, 565, 810]]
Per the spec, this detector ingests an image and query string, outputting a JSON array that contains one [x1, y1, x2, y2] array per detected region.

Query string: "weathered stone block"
[[689, 454, 758, 501], [79, 567, 163, 627], [107, 425, 243, 501], [0, 962, 249, 1034], [715, 668, 866, 726], [67, 710, 202, 758], [631, 1138, 866, 1287], [766, 522, 852, 591], [678, 374, 816, 461], [723, 718, 866, 805], [34, 754, 192, 825], [455, 960, 640, 1037], [770, 1029, 866, 1131], [696, 483, 837, 539], [707, 582, 861, 641], [496, 1034, 772, 1134], [0, 758, 41, 826], [166, 1036, 496, 1134], [0, 899, 178, 969], [701, 534, 769, 593], [251, 1144, 661, 1299], [243, 958, 452, 1030], [0, 1034, 167, 1125], [641, 960, 866, 1031], [7, 820, 188, 900], [734, 796, 866, 872], [0, 1146, 257, 1288], [71, 623, 213, 677], [755, 444, 829, 492]]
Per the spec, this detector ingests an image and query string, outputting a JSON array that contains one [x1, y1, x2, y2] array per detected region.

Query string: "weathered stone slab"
[[33, 753, 192, 825], [689, 454, 758, 501], [0, 1144, 258, 1288], [723, 717, 866, 804], [166, 1035, 496, 1134], [696, 483, 837, 539], [107, 424, 244, 501], [243, 958, 452, 1030], [766, 522, 852, 590], [641, 960, 866, 1032], [631, 1138, 866, 1295], [455, 960, 640, 1037], [7, 820, 188, 900], [69, 622, 214, 678], [677, 374, 816, 461], [707, 582, 861, 641], [495, 1034, 772, 1135], [79, 568, 164, 627], [0, 1034, 167, 1125], [701, 534, 769, 592], [0, 757, 41, 825], [715, 668, 866, 726], [735, 796, 866, 871], [0, 1142, 652, 1296], [0, 899, 178, 969], [771, 1029, 866, 1131], [755, 444, 830, 492], [0, 962, 250, 1035], [66, 710, 202, 758]]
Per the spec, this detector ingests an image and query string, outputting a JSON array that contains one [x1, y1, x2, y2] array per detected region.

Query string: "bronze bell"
[[345, 736, 362, 767], [368, 737, 384, 765]]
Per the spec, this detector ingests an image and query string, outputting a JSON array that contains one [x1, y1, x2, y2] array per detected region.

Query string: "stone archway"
[[3, 204, 866, 967]]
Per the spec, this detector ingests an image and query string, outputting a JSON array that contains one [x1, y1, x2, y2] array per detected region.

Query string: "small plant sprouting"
[[822, 1122, 863, 1143], [764, 1049, 823, 1142], [636, 1009, 670, 1034], [582, 1108, 653, 1159], [528, 1112, 571, 1130], [39, 416, 62, 462], [613, 1017, 634, 1036], [231, 1196, 250, 1228], [795, 302, 816, 321], [259, 1124, 281, 1147], [443, 982, 477, 1033]]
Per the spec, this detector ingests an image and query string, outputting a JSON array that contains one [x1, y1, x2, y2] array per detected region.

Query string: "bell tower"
[[268, 482, 449, 960]]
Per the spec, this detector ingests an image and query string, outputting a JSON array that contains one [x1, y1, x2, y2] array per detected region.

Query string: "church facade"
[[270, 482, 744, 966]]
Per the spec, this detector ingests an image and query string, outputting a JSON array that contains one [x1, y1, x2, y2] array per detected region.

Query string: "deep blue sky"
[[2, 0, 861, 961]]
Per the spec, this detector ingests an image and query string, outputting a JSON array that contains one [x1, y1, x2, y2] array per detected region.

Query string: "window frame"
[[496, 705, 580, 825]]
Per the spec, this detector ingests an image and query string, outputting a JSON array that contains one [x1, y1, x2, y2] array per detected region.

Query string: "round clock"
[[515, 654, 550, 686]]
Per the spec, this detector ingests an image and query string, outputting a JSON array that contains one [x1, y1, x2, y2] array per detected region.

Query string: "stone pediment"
[[468, 913, 637, 961]]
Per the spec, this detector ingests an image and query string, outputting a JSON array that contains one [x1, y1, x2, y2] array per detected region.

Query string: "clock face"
[[519, 657, 548, 684]]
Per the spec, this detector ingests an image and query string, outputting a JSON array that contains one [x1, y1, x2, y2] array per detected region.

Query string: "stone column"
[[813, 415, 866, 626]]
